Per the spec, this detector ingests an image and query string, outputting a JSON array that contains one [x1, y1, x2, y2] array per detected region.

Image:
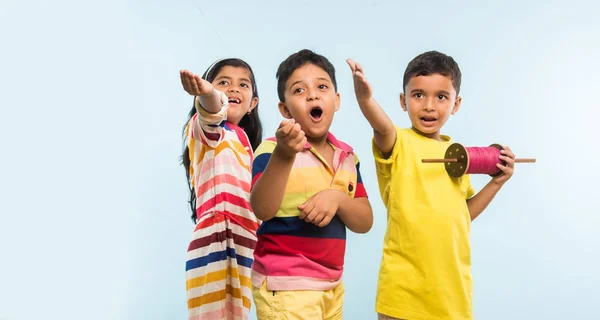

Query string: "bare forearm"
[[467, 181, 502, 221], [357, 97, 396, 155], [250, 150, 295, 221], [195, 89, 224, 114], [336, 195, 373, 234]]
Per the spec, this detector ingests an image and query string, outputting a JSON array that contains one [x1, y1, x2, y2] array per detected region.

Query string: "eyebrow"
[[215, 75, 251, 83], [288, 77, 331, 89], [410, 89, 451, 95]]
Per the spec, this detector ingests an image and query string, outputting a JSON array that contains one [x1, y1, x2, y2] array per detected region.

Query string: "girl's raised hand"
[[180, 69, 214, 97]]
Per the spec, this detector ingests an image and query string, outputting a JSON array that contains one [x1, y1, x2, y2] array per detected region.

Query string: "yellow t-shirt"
[[374, 126, 476, 320]]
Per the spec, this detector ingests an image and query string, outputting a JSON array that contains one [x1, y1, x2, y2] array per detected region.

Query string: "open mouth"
[[228, 97, 241, 105], [420, 116, 437, 123], [309, 107, 323, 121]]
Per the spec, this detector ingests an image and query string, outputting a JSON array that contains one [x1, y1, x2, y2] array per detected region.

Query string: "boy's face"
[[400, 73, 461, 140], [278, 63, 340, 143]]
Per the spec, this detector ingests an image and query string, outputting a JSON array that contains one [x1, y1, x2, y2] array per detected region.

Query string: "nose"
[[423, 98, 434, 111], [306, 88, 319, 101], [227, 85, 240, 93]]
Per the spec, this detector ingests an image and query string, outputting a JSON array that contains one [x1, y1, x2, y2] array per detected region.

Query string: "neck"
[[307, 135, 329, 150], [411, 126, 442, 141]]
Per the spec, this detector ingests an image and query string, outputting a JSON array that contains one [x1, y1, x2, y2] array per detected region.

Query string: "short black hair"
[[276, 49, 337, 102], [403, 51, 462, 95]]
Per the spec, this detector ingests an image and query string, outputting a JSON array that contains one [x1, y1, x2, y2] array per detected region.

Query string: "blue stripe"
[[257, 216, 346, 239], [185, 248, 253, 271], [356, 161, 364, 184], [252, 153, 271, 178]]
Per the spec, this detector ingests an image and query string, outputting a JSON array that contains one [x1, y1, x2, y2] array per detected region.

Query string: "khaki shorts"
[[253, 281, 344, 320]]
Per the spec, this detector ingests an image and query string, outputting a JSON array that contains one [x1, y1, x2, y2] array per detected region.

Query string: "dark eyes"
[[217, 80, 250, 89], [293, 85, 328, 94], [413, 93, 447, 100]]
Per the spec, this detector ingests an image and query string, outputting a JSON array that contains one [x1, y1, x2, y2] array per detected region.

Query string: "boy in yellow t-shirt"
[[346, 51, 517, 320]]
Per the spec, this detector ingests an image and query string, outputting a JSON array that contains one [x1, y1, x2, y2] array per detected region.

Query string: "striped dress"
[[185, 93, 260, 320]]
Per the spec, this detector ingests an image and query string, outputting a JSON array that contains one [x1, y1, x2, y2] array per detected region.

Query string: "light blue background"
[[1, 0, 598, 319]]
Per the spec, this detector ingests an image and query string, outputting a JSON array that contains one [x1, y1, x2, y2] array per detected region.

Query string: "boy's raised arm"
[[347, 59, 396, 156]]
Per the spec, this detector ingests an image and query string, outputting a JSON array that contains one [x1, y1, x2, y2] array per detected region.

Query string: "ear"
[[248, 97, 258, 113], [399, 92, 407, 112], [451, 96, 462, 115], [278, 101, 292, 119], [334, 92, 341, 112]]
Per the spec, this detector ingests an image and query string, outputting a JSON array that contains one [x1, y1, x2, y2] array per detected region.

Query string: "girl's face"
[[211, 66, 258, 125]]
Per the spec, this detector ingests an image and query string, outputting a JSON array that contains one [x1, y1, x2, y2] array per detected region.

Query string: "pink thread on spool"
[[464, 146, 503, 176]]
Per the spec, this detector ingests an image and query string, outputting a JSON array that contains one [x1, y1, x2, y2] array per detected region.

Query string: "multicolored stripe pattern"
[[250, 133, 368, 291], [185, 96, 260, 320]]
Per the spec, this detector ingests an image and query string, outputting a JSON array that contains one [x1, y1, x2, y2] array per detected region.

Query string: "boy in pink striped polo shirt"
[[249, 49, 374, 319]]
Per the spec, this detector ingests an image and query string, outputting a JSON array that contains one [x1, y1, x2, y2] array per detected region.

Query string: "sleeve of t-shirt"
[[372, 125, 403, 177], [353, 153, 368, 198], [186, 89, 230, 149], [251, 139, 276, 190], [372, 126, 403, 198]]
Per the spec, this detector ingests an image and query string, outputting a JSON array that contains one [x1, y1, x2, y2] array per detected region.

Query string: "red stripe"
[[194, 211, 259, 233], [187, 229, 256, 252], [196, 173, 250, 197], [354, 182, 367, 198], [255, 234, 345, 268], [197, 192, 252, 214], [203, 128, 220, 141]]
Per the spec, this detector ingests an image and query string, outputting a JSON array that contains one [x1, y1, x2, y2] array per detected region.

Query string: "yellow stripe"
[[188, 285, 251, 309], [197, 140, 250, 171], [186, 267, 252, 291], [188, 136, 196, 187], [254, 140, 276, 157]]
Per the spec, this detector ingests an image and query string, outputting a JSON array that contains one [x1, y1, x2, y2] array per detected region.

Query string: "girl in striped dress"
[[179, 58, 263, 320]]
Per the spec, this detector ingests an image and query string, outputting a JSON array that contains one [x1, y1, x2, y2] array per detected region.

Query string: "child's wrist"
[[273, 145, 296, 162]]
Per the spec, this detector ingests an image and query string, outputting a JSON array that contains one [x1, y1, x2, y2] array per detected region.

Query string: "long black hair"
[[181, 58, 263, 223]]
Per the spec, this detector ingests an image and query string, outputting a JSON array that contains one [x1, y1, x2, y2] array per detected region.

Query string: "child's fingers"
[[355, 61, 365, 74], [298, 202, 314, 219], [303, 209, 319, 223], [495, 163, 512, 175], [188, 74, 200, 94], [278, 118, 293, 129], [291, 131, 306, 150], [346, 59, 356, 72], [180, 70, 193, 92], [317, 215, 332, 228], [500, 147, 515, 159], [311, 212, 326, 226], [499, 155, 514, 167], [277, 119, 295, 136]]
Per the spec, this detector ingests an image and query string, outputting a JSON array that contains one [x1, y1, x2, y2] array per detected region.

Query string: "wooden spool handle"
[[422, 158, 536, 163]]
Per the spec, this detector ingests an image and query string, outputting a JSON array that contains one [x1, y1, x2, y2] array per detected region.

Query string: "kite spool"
[[422, 143, 536, 178]]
